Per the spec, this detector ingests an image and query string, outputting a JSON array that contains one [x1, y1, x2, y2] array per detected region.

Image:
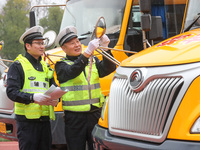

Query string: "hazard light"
[[0, 122, 7, 134]]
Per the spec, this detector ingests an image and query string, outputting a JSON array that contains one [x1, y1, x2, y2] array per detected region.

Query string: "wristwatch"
[[30, 99, 34, 103], [30, 95, 35, 103]]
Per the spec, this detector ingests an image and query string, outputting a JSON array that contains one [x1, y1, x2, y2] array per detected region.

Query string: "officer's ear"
[[61, 44, 68, 53], [25, 43, 32, 51]]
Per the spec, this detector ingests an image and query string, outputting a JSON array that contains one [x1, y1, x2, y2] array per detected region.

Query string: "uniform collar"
[[65, 54, 81, 61], [25, 52, 42, 64]]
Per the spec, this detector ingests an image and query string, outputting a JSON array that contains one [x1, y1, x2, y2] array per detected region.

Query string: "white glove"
[[100, 35, 110, 49], [84, 39, 100, 55], [33, 93, 51, 105], [47, 99, 58, 107]]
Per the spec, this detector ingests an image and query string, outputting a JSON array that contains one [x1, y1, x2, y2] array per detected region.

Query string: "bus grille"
[[109, 77, 183, 138]]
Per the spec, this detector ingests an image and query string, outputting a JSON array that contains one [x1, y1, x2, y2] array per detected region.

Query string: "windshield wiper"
[[80, 31, 92, 36], [184, 13, 200, 32]]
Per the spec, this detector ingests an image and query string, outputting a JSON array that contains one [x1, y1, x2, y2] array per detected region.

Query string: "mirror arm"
[[99, 46, 137, 54], [0, 61, 8, 69], [0, 58, 13, 63], [44, 53, 54, 65], [46, 53, 64, 58], [30, 4, 66, 11], [143, 39, 152, 47], [98, 47, 120, 64], [47, 55, 55, 65], [96, 48, 120, 66]]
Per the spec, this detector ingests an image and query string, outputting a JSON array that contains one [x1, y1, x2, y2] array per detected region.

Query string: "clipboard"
[[44, 85, 68, 100]]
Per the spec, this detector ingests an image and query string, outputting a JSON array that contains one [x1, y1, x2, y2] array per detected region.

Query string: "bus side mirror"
[[140, 0, 152, 32], [141, 14, 151, 31], [149, 16, 163, 40], [43, 31, 57, 48], [139, 0, 151, 13], [94, 17, 106, 39]]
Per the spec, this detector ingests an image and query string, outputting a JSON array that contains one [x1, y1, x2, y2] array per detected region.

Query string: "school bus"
[[0, 0, 187, 148], [92, 0, 200, 149]]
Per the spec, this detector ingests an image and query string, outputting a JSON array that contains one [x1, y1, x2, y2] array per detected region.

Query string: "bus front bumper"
[[92, 124, 200, 150]]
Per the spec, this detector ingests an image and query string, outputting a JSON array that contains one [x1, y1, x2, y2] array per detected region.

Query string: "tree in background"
[[40, 6, 64, 35], [39, 6, 64, 49], [0, 0, 29, 61], [0, 0, 64, 60], [30, 0, 49, 23]]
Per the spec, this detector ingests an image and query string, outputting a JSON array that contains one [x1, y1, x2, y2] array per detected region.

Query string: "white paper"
[[44, 85, 67, 100]]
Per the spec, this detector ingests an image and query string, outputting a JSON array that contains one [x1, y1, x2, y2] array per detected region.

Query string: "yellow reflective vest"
[[14, 54, 55, 120], [60, 58, 104, 112]]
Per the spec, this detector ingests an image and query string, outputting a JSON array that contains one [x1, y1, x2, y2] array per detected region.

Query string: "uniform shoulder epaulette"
[[15, 60, 21, 64], [60, 57, 66, 61]]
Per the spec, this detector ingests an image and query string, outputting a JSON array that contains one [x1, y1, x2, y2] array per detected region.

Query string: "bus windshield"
[[183, 0, 200, 31], [60, 0, 127, 40]]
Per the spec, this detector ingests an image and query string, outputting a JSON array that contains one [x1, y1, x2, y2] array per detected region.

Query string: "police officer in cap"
[[55, 26, 116, 150], [6, 26, 58, 150]]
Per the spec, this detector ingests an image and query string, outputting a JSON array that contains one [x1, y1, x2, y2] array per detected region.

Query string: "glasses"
[[32, 42, 46, 46]]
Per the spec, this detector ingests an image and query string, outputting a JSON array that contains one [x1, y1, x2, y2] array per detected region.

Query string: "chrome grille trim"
[[109, 76, 183, 142]]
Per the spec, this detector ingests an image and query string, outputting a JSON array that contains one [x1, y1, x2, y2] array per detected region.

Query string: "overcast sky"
[[31, 0, 66, 5], [0, 0, 66, 9], [0, 0, 66, 19], [0, 0, 6, 6]]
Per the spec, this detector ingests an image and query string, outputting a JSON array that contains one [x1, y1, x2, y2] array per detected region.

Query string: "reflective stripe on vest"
[[60, 83, 100, 91], [62, 98, 100, 106], [14, 54, 55, 120], [22, 89, 47, 93], [60, 58, 104, 112]]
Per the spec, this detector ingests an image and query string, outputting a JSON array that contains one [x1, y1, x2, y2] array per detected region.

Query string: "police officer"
[[55, 26, 116, 150], [6, 26, 58, 150]]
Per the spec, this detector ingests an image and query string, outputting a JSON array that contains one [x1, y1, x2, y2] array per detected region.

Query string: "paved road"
[[0, 141, 19, 150]]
